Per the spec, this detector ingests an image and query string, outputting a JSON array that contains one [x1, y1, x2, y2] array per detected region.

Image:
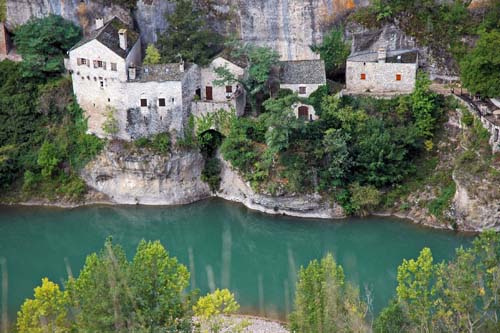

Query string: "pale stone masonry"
[[279, 59, 326, 120], [346, 48, 418, 95]]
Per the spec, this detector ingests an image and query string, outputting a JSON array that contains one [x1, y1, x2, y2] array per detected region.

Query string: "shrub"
[[151, 132, 170, 154], [201, 157, 222, 192], [427, 182, 456, 219], [461, 109, 474, 127], [349, 182, 382, 215]]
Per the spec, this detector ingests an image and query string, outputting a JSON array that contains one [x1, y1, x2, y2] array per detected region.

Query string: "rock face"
[[81, 143, 211, 205], [6, 0, 367, 60], [216, 157, 345, 219]]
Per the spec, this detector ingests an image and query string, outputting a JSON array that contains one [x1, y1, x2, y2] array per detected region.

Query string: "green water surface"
[[0, 199, 472, 322]]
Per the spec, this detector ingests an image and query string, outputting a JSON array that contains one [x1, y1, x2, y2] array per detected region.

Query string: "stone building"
[[192, 55, 247, 118], [68, 17, 199, 141], [345, 48, 418, 95], [279, 59, 326, 120]]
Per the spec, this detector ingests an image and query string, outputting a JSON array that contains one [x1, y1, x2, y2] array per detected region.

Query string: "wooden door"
[[298, 106, 309, 119], [206, 86, 213, 101]]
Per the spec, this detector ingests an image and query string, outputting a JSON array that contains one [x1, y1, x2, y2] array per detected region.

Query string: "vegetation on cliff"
[[0, 16, 103, 201]]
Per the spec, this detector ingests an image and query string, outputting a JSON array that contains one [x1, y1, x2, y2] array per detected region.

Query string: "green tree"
[[396, 247, 436, 332], [130, 240, 192, 331], [311, 26, 350, 76], [349, 182, 381, 215], [157, 0, 223, 65], [374, 299, 410, 333], [215, 43, 279, 112], [37, 141, 61, 178], [409, 72, 438, 138], [143, 44, 161, 65], [14, 15, 81, 79], [17, 278, 70, 333], [66, 239, 131, 332], [290, 253, 368, 333], [460, 30, 500, 98]]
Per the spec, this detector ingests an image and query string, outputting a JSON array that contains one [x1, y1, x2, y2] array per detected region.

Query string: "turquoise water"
[[0, 199, 472, 322]]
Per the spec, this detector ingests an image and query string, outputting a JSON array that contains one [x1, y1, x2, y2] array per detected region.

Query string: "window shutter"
[[87, 59, 90, 67], [103, 62, 107, 70], [77, 58, 82, 65], [93, 60, 98, 68]]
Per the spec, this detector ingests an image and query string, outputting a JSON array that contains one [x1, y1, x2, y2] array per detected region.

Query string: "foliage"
[[0, 0, 5, 22], [460, 30, 500, 98], [102, 105, 119, 137], [199, 130, 224, 192], [134, 133, 171, 154], [193, 289, 246, 333], [65, 239, 194, 332], [37, 141, 61, 179], [214, 43, 279, 112], [427, 182, 456, 218], [409, 72, 439, 138], [157, 0, 223, 66], [14, 15, 81, 80], [290, 253, 368, 333], [17, 278, 70, 333], [143, 44, 161, 65], [461, 108, 474, 127], [377, 231, 500, 332], [177, 115, 198, 150], [349, 182, 381, 215], [201, 157, 222, 193], [310, 26, 350, 75]]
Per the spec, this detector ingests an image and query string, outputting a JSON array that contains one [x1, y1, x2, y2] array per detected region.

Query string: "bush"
[[461, 109, 474, 127], [151, 132, 170, 154], [201, 157, 222, 192], [349, 182, 382, 215], [427, 182, 456, 218]]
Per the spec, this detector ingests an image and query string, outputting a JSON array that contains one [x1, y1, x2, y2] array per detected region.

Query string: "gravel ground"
[[232, 315, 290, 333]]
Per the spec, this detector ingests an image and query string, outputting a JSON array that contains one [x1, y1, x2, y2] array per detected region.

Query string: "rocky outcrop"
[[81, 142, 211, 205], [216, 157, 345, 219]]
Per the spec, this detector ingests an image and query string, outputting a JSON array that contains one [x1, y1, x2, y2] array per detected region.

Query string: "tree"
[[396, 247, 436, 332], [143, 44, 161, 65], [157, 0, 223, 66], [13, 15, 81, 80], [193, 289, 246, 333], [17, 278, 70, 333], [409, 72, 438, 138], [37, 141, 61, 178], [460, 30, 500, 98], [290, 253, 368, 333], [215, 43, 279, 112], [311, 26, 350, 76], [130, 240, 192, 331]]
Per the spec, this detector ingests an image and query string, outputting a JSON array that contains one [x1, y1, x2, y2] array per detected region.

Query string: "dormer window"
[[299, 86, 307, 95], [140, 98, 148, 107]]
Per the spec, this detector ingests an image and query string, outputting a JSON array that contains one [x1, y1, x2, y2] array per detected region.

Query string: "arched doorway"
[[298, 106, 309, 119]]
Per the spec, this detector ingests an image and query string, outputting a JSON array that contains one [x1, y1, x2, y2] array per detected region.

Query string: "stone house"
[[192, 55, 247, 118], [345, 48, 418, 95], [68, 17, 199, 141], [279, 59, 326, 121]]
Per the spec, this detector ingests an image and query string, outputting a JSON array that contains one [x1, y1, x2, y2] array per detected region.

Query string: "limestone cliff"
[[6, 0, 368, 60], [81, 142, 212, 205]]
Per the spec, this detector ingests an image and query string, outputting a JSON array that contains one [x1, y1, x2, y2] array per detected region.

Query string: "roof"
[[131, 63, 192, 82], [279, 60, 326, 85], [347, 49, 418, 64], [70, 17, 139, 59], [211, 50, 248, 69]]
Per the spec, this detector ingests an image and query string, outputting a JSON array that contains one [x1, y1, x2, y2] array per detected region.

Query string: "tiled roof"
[[347, 49, 418, 64], [70, 17, 139, 59], [132, 63, 191, 82], [279, 60, 326, 85]]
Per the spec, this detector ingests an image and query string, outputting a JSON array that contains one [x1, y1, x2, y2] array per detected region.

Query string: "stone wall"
[[345, 61, 417, 94], [0, 22, 11, 55]]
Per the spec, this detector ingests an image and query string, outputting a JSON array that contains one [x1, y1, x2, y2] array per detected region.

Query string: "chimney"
[[377, 47, 387, 63], [179, 59, 185, 73], [128, 65, 136, 81], [95, 18, 104, 30], [119, 29, 127, 51]]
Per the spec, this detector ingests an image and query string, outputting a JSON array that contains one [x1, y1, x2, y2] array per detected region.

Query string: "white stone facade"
[[346, 61, 417, 94], [280, 83, 322, 98]]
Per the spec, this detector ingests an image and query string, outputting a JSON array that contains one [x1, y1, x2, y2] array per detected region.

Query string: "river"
[[0, 199, 473, 322]]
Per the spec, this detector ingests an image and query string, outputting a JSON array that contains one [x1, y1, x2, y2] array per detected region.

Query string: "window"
[[99, 77, 104, 88], [299, 86, 307, 95], [140, 99, 147, 107], [360, 73, 366, 80], [94, 60, 106, 69], [159, 98, 166, 107], [111, 63, 117, 71], [77, 58, 88, 66], [396, 74, 402, 81], [226, 85, 233, 93], [171, 97, 175, 104]]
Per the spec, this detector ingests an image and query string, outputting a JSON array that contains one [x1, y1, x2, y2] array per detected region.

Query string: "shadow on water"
[[0, 198, 474, 323]]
